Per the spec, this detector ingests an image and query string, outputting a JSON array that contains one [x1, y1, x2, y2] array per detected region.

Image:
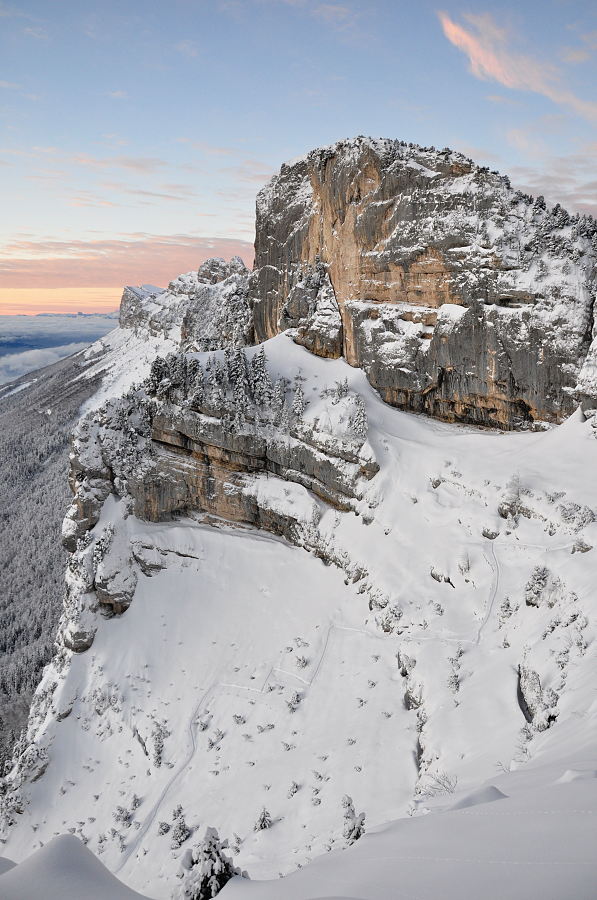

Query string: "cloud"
[[222, 159, 276, 184], [70, 153, 166, 173], [101, 133, 129, 147], [506, 127, 548, 156], [218, 0, 361, 36], [69, 193, 120, 208], [311, 3, 352, 27], [561, 47, 591, 64], [508, 143, 597, 217], [0, 287, 124, 314], [176, 138, 235, 156], [485, 93, 519, 105], [0, 342, 93, 386], [0, 233, 255, 290], [72, 180, 200, 208], [174, 39, 199, 57], [561, 28, 597, 64], [438, 11, 597, 121], [0, 312, 117, 350], [0, 80, 21, 90], [0, 312, 119, 380], [106, 90, 128, 99], [23, 25, 48, 39], [0, 3, 35, 19]]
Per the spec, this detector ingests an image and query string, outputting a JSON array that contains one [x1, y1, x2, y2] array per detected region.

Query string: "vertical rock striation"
[[250, 136, 597, 428]]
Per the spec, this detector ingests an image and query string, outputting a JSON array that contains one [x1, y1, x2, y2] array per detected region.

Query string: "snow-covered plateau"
[[1, 138, 596, 899]]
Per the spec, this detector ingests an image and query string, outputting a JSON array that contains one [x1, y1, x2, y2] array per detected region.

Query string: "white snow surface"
[[223, 760, 597, 899], [0, 835, 148, 899], [2, 295, 597, 898], [0, 855, 16, 875]]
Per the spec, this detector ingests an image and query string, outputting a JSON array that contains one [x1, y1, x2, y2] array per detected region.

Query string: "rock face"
[[59, 340, 377, 646], [251, 137, 597, 428], [120, 257, 252, 351]]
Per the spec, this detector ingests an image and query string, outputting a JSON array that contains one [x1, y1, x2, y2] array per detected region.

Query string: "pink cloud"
[[176, 138, 236, 156], [561, 47, 591, 64], [0, 233, 255, 289], [222, 159, 276, 184], [70, 153, 166, 172], [438, 11, 597, 121]]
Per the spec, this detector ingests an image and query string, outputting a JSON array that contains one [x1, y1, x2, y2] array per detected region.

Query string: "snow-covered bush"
[[253, 807, 273, 831], [421, 771, 458, 797], [342, 794, 365, 844], [349, 396, 368, 440], [287, 781, 300, 798], [152, 719, 170, 767], [171, 806, 191, 848], [177, 826, 244, 899]]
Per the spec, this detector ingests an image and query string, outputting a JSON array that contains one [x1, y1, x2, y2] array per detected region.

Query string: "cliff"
[[2, 138, 597, 898], [250, 137, 597, 428]]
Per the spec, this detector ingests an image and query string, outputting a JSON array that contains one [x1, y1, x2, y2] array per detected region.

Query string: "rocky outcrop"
[[104, 348, 376, 526], [119, 257, 253, 351], [250, 137, 597, 428], [279, 261, 343, 358], [59, 345, 377, 643]]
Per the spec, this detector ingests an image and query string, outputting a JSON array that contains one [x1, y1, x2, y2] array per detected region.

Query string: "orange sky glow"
[[0, 236, 255, 315], [0, 288, 124, 315]]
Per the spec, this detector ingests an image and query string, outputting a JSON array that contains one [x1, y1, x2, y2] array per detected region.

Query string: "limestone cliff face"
[[251, 137, 597, 428], [60, 342, 377, 649]]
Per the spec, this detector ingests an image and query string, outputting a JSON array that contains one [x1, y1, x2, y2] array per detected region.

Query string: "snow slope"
[[2, 334, 596, 898], [223, 757, 597, 900], [0, 834, 149, 899]]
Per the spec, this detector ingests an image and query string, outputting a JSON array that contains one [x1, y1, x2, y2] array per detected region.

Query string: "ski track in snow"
[[114, 681, 218, 874], [478, 542, 499, 645], [116, 622, 373, 874], [5, 329, 597, 899]]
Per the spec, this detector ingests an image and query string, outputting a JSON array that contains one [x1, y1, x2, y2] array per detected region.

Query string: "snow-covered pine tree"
[[178, 827, 243, 900], [214, 359, 227, 389], [350, 396, 368, 440], [279, 404, 291, 433], [333, 377, 349, 403], [171, 806, 191, 848], [190, 365, 205, 408], [253, 807, 273, 831], [230, 348, 250, 408], [169, 353, 188, 391], [206, 358, 225, 410], [186, 357, 200, 385], [251, 346, 272, 407], [146, 356, 170, 396], [292, 383, 306, 419], [342, 794, 365, 844], [272, 379, 286, 423]]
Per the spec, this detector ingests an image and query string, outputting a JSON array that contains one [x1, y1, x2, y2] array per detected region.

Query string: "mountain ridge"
[[1, 137, 596, 898]]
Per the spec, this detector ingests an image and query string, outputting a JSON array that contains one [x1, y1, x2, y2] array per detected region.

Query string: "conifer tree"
[[342, 795, 365, 844], [253, 807, 273, 831], [350, 396, 368, 440], [178, 827, 243, 899], [292, 384, 306, 419]]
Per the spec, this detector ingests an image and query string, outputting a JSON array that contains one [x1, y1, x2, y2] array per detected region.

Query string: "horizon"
[[0, 307, 119, 316], [1, 0, 596, 314]]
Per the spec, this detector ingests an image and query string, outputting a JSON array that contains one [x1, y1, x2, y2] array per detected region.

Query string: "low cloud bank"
[[0, 341, 94, 385], [0, 312, 118, 384]]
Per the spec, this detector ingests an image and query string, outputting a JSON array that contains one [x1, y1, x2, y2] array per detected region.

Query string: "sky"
[[0, 0, 596, 314]]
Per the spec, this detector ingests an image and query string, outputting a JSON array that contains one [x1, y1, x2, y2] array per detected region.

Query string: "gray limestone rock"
[[250, 137, 597, 428]]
